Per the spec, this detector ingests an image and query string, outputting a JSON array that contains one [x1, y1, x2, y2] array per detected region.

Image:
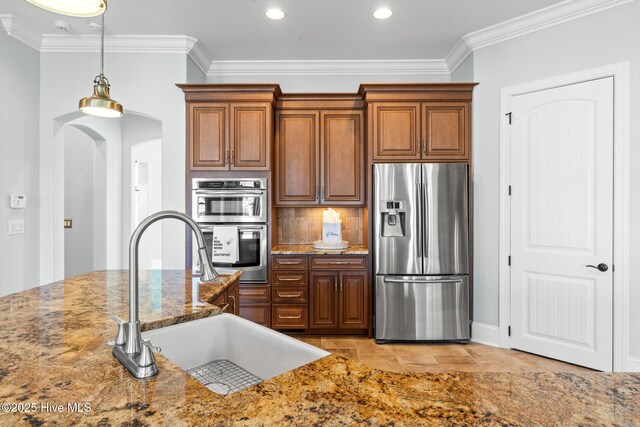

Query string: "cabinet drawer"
[[272, 256, 308, 270], [310, 256, 367, 270], [272, 287, 308, 303], [272, 271, 308, 286], [239, 304, 271, 327], [272, 304, 308, 329], [239, 285, 270, 302]]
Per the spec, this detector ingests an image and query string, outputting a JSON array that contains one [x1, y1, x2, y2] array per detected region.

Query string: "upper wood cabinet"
[[275, 109, 364, 206], [321, 112, 364, 204], [360, 83, 476, 162], [370, 103, 421, 160], [190, 103, 228, 169], [179, 84, 280, 171], [276, 111, 320, 204]]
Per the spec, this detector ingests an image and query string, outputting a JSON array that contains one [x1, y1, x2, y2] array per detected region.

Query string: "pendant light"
[[79, 13, 123, 118], [25, 0, 106, 17]]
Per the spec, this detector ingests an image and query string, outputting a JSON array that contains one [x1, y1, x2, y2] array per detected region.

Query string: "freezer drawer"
[[375, 275, 470, 341]]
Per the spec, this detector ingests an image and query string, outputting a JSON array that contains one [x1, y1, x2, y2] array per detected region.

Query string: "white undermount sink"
[[142, 313, 329, 394]]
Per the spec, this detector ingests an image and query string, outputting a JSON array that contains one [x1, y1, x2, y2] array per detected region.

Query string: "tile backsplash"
[[277, 208, 364, 244]]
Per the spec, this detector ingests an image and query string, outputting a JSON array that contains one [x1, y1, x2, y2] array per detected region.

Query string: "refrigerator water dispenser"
[[380, 200, 405, 237]]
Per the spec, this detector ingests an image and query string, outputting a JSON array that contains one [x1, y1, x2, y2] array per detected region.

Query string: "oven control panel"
[[194, 178, 266, 190]]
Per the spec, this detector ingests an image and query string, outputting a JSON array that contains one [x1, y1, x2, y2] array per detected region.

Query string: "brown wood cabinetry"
[[370, 103, 421, 160], [339, 272, 368, 328], [321, 112, 364, 204], [360, 83, 476, 163], [275, 109, 364, 206], [271, 254, 369, 334], [211, 279, 240, 315], [178, 84, 280, 171], [238, 284, 270, 327], [190, 103, 228, 169], [370, 101, 470, 161], [275, 111, 319, 203], [309, 272, 339, 328]]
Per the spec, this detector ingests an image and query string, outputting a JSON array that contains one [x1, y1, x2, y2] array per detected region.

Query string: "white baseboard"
[[625, 356, 640, 372], [471, 322, 502, 348]]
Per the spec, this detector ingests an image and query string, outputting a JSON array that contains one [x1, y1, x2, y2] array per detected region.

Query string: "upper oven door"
[[193, 190, 267, 223]]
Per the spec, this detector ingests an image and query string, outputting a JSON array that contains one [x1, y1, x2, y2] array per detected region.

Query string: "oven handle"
[[237, 226, 265, 230], [195, 190, 265, 196]]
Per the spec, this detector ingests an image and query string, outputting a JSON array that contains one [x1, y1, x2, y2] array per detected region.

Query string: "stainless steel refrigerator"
[[373, 163, 470, 342]]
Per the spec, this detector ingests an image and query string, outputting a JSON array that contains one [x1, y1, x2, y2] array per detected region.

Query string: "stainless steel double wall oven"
[[192, 178, 268, 283]]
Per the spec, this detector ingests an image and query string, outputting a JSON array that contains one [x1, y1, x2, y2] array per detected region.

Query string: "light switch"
[[64, 219, 73, 229], [10, 195, 26, 209], [8, 220, 24, 235]]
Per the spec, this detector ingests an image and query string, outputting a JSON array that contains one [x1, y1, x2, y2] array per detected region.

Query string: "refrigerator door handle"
[[422, 182, 429, 258], [415, 182, 422, 258], [383, 277, 463, 284]]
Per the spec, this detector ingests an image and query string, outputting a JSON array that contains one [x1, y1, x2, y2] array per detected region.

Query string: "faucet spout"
[[112, 210, 219, 379]]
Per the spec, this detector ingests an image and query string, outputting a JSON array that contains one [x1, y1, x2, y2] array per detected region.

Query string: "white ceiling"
[[0, 0, 565, 60]]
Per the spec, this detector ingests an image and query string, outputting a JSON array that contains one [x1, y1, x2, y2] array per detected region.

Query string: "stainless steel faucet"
[[111, 210, 219, 379]]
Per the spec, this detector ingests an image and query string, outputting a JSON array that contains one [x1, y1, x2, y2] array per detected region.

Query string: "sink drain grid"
[[186, 359, 263, 395]]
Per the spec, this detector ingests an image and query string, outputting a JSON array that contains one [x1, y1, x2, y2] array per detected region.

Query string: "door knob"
[[586, 263, 609, 272]]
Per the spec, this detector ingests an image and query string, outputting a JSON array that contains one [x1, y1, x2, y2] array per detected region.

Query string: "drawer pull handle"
[[278, 314, 302, 319], [322, 261, 350, 265], [278, 261, 302, 265], [219, 303, 230, 312], [279, 293, 302, 298], [279, 277, 303, 281]]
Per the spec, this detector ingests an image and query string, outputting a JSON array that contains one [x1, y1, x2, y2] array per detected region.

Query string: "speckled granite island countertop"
[[271, 244, 369, 255], [1, 270, 639, 426]]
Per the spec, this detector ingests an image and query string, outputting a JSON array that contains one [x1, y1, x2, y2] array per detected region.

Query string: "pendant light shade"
[[25, 0, 106, 17], [79, 75, 123, 117], [79, 13, 123, 118]]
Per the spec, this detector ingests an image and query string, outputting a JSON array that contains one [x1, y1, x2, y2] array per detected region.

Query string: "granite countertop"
[[271, 244, 369, 255], [1, 270, 639, 426]]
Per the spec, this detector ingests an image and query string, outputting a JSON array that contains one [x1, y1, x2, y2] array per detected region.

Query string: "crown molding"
[[445, 38, 473, 74], [39, 34, 198, 54], [0, 14, 42, 51], [187, 40, 213, 75], [464, 0, 635, 51], [207, 59, 449, 76]]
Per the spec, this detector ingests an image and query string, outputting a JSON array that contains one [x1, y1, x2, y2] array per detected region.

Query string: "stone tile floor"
[[295, 336, 593, 373]]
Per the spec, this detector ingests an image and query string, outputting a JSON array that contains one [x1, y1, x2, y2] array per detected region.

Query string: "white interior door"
[[509, 77, 614, 371]]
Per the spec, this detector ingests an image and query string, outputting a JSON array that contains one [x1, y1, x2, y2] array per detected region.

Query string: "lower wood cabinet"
[[309, 272, 339, 328], [238, 284, 270, 327], [271, 254, 369, 334], [239, 304, 270, 327], [339, 272, 368, 328], [272, 304, 308, 329], [212, 279, 240, 315]]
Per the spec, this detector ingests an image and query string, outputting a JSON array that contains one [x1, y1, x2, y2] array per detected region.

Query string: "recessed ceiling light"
[[373, 8, 393, 20], [266, 8, 286, 20]]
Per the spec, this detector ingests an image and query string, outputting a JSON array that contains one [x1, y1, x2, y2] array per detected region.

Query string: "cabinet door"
[[321, 111, 364, 205], [371, 103, 421, 161], [339, 272, 368, 328], [227, 280, 240, 315], [239, 304, 271, 327], [189, 103, 229, 170], [309, 272, 338, 328], [230, 103, 271, 170], [276, 111, 320, 204], [422, 102, 470, 160]]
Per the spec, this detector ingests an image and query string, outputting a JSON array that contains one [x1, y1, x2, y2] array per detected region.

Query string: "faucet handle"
[[136, 339, 161, 367], [107, 315, 127, 346], [143, 339, 161, 353]]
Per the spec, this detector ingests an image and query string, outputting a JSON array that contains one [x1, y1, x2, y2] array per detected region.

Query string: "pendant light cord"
[[100, 13, 105, 76]]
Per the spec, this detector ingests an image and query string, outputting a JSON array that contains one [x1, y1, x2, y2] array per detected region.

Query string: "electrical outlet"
[[10, 195, 26, 209], [8, 220, 24, 235]]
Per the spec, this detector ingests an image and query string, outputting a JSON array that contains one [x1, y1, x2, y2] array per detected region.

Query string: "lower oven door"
[[195, 225, 267, 283]]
